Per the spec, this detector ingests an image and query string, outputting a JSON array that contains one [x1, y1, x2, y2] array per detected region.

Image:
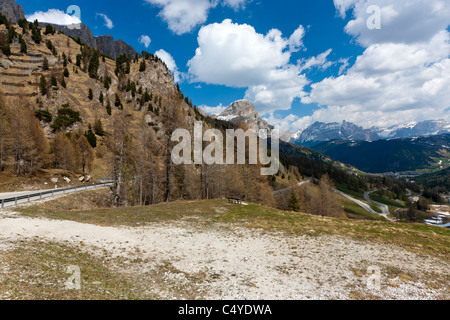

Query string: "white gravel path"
[[0, 211, 448, 300]]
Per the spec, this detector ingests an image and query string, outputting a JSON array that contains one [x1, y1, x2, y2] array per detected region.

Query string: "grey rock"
[[0, 0, 25, 24], [38, 23, 138, 59], [217, 100, 273, 132]]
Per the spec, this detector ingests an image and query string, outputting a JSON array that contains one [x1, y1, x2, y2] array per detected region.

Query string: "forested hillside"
[[0, 16, 275, 207], [312, 135, 450, 173]]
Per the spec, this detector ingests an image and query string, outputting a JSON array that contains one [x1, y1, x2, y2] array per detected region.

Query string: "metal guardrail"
[[0, 182, 113, 209]]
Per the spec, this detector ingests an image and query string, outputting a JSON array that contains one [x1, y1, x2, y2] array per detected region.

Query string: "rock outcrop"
[[38, 23, 138, 59], [95, 36, 137, 59], [216, 100, 273, 132], [0, 0, 24, 24]]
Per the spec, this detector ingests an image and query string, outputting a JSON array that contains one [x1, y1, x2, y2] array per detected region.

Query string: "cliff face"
[[96, 36, 138, 59], [38, 23, 138, 59], [217, 100, 273, 132], [0, 0, 24, 23]]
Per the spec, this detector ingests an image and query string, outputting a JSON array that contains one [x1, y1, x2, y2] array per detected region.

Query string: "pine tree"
[[139, 59, 146, 72], [114, 93, 122, 109], [99, 92, 104, 105], [39, 75, 47, 95], [288, 192, 300, 212], [106, 99, 112, 115], [50, 76, 57, 88], [19, 35, 27, 53], [42, 57, 49, 71], [44, 24, 55, 35], [88, 88, 93, 100], [94, 119, 105, 136], [85, 125, 97, 148], [76, 54, 81, 67], [88, 50, 100, 79], [31, 25, 41, 44]]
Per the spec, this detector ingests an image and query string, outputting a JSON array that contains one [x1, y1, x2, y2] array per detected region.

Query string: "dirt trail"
[[0, 212, 448, 300]]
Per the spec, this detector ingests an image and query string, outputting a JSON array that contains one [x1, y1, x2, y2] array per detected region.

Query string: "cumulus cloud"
[[26, 9, 81, 25], [298, 49, 333, 72], [145, 0, 251, 35], [139, 35, 152, 48], [288, 25, 305, 52], [334, 0, 450, 46], [155, 49, 184, 83], [263, 113, 300, 132], [289, 0, 450, 129], [145, 0, 216, 35], [302, 31, 450, 128], [188, 19, 309, 115], [96, 13, 114, 29], [199, 103, 227, 115], [222, 0, 250, 11]]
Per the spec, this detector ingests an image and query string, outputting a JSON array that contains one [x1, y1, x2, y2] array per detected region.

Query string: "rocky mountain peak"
[[0, 0, 24, 24], [217, 100, 273, 132]]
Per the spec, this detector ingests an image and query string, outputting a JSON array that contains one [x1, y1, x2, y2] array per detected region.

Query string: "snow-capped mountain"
[[290, 121, 380, 147], [376, 120, 450, 139], [284, 119, 450, 147], [214, 100, 273, 132]]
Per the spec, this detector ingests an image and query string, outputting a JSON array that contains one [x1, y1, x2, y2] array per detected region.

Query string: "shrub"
[[51, 105, 81, 131], [35, 109, 53, 123]]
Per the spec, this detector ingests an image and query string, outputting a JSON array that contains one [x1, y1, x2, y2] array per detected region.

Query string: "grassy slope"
[[16, 193, 450, 260], [0, 239, 159, 300]]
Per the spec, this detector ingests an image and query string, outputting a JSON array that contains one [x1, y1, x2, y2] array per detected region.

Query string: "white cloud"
[[188, 19, 309, 115], [302, 31, 450, 128], [138, 35, 152, 48], [96, 13, 114, 29], [155, 49, 184, 83], [145, 0, 251, 35], [199, 103, 227, 115], [263, 113, 300, 132], [288, 25, 305, 52], [145, 0, 216, 35], [298, 49, 333, 72], [285, 0, 450, 129], [338, 58, 350, 75], [222, 0, 250, 11], [334, 0, 450, 46], [26, 9, 81, 26], [333, 0, 358, 18]]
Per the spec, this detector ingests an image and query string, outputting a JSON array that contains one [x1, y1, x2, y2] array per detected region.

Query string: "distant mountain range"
[[312, 134, 450, 174], [283, 120, 450, 147]]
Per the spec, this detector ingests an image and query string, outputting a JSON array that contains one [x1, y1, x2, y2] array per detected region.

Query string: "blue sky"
[[21, 0, 450, 132]]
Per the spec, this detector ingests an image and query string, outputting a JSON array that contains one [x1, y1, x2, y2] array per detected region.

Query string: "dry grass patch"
[[15, 198, 450, 260]]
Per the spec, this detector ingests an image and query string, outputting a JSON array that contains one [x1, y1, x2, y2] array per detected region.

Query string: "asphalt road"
[[364, 190, 394, 221], [0, 183, 113, 209]]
